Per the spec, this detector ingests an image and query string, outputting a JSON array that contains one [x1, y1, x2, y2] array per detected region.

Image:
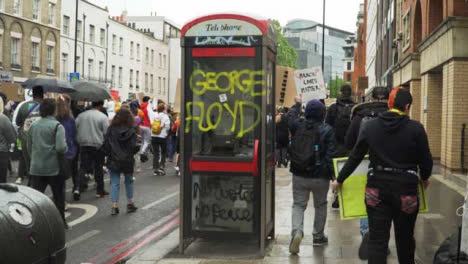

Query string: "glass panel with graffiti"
[[187, 57, 263, 158]]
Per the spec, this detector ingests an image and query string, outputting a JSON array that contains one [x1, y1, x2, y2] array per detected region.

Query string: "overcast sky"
[[94, 0, 362, 33]]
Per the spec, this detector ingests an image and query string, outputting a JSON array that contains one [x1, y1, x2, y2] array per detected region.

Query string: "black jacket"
[[276, 114, 289, 147], [102, 126, 138, 173], [345, 102, 388, 150], [325, 97, 355, 128], [337, 111, 433, 185], [287, 103, 337, 179]]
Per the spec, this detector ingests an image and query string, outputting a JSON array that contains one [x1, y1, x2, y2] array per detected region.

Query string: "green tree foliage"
[[328, 78, 345, 98], [272, 20, 298, 68]]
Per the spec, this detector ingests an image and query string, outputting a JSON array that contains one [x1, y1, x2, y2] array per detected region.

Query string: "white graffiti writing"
[[195, 36, 257, 46]]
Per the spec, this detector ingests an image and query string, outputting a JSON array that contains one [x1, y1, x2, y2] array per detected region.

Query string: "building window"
[[48, 3, 55, 25], [159, 53, 162, 67], [32, 0, 40, 20], [61, 53, 68, 80], [88, 59, 94, 79], [129, 69, 133, 88], [150, 74, 154, 93], [63, 16, 70, 36], [89, 25, 95, 43], [47, 46, 54, 72], [347, 74, 351, 82], [100, 28, 105, 46], [118, 67, 122, 87], [99, 61, 104, 81], [0, 33, 3, 64], [0, 0, 4, 11], [130, 42, 134, 59], [13, 0, 21, 15], [119, 37, 123, 55], [163, 78, 166, 95], [136, 71, 139, 90], [151, 50, 154, 66], [136, 44, 140, 60], [31, 42, 40, 70], [163, 55, 166, 69], [112, 35, 116, 53], [158, 77, 161, 94], [111, 65, 115, 86], [145, 47, 149, 64], [347, 62, 351, 71], [145, 73, 148, 92], [77, 20, 82, 40], [403, 10, 411, 49], [75, 56, 81, 74], [11, 38, 21, 68]]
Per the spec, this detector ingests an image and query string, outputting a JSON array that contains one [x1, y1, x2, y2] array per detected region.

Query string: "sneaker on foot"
[[358, 232, 369, 260], [289, 230, 303, 254], [73, 190, 80, 201], [313, 236, 328, 246], [111, 207, 119, 215], [158, 168, 166, 176], [331, 198, 339, 211], [64, 221, 71, 230], [127, 203, 138, 213], [15, 177, 22, 185], [96, 190, 109, 198]]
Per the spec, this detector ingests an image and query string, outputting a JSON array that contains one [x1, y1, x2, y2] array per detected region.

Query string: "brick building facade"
[[392, 0, 468, 172], [353, 2, 368, 102]]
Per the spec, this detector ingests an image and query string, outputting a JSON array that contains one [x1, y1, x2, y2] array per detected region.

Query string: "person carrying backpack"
[[287, 96, 337, 254], [344, 87, 390, 260], [333, 87, 433, 264], [101, 108, 139, 215], [149, 102, 170, 176]]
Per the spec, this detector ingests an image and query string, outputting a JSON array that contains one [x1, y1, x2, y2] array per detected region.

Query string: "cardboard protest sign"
[[333, 157, 429, 220], [294, 67, 326, 103]]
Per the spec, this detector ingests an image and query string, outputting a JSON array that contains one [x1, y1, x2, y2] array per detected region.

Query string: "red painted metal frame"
[[190, 140, 259, 176], [181, 14, 268, 37], [192, 47, 255, 58]]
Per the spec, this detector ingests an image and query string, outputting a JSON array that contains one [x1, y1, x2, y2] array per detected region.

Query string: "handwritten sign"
[[294, 67, 326, 103]]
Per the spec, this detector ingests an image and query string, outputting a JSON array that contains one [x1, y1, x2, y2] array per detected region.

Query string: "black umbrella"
[[70, 81, 111, 102], [21, 78, 75, 93]]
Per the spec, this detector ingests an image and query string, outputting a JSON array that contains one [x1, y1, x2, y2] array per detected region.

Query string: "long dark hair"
[[111, 108, 134, 128]]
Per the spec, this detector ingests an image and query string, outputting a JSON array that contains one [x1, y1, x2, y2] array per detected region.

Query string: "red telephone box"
[[179, 14, 277, 254]]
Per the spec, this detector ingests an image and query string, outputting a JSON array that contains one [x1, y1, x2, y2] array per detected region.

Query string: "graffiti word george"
[[190, 69, 265, 96], [185, 100, 260, 138], [193, 183, 254, 202], [195, 204, 253, 224], [195, 36, 257, 46]]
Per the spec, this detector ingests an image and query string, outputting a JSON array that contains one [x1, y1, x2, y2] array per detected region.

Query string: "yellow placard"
[[333, 157, 429, 221]]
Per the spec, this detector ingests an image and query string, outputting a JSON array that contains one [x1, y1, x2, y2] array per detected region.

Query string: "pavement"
[[128, 167, 465, 264]]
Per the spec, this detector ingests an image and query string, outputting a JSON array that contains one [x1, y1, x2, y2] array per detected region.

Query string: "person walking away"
[[325, 84, 355, 209], [106, 100, 116, 120], [139, 96, 152, 163], [101, 108, 138, 215], [128, 101, 143, 173], [166, 108, 176, 162], [344, 87, 389, 260], [15, 86, 44, 185], [149, 102, 170, 176], [28, 99, 69, 228], [276, 107, 289, 168], [56, 95, 77, 197], [287, 96, 337, 254], [0, 97, 16, 183], [75, 101, 109, 200], [173, 116, 181, 176], [333, 87, 433, 264]]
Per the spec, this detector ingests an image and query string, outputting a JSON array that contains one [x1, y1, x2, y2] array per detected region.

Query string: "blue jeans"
[[110, 170, 134, 202], [360, 218, 369, 235]]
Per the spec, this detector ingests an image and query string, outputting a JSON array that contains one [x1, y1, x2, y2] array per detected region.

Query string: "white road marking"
[[142, 192, 179, 210], [66, 230, 101, 248], [67, 203, 98, 227], [65, 212, 71, 218]]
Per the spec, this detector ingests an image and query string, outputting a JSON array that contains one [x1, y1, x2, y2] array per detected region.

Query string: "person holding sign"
[[333, 87, 433, 264], [287, 96, 337, 254]]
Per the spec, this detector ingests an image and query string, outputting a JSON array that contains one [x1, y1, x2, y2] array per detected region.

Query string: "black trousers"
[[71, 149, 80, 192], [0, 152, 8, 183], [79, 146, 105, 192], [32, 175, 66, 222], [366, 180, 419, 264], [152, 137, 167, 170]]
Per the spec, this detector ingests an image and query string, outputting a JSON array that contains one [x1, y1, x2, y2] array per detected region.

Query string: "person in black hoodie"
[[344, 87, 390, 260], [102, 108, 139, 215], [287, 96, 337, 254], [275, 106, 290, 168], [333, 87, 433, 264]]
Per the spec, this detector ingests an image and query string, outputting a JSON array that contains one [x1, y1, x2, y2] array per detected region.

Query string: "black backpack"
[[334, 103, 354, 144], [290, 122, 321, 176]]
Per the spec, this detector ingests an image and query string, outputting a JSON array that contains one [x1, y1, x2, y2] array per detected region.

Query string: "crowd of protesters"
[[0, 87, 180, 228]]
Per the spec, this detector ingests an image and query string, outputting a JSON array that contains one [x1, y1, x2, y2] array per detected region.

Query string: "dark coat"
[[102, 126, 138, 173]]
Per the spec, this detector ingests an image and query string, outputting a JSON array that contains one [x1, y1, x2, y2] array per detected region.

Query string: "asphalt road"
[[7, 159, 180, 264]]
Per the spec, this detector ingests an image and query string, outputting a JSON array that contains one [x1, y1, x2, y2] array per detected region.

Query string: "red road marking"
[[87, 209, 179, 264], [105, 217, 180, 264]]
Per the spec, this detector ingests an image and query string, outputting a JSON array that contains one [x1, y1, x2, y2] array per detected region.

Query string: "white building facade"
[[365, 0, 377, 94]]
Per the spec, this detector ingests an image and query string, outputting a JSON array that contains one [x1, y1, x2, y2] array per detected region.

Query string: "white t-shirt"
[[149, 109, 170, 138]]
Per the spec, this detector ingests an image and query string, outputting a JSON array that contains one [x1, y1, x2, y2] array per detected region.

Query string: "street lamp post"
[[321, 0, 326, 73], [73, 0, 79, 73]]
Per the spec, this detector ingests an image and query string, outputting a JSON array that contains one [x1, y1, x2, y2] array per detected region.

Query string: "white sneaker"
[[15, 178, 22, 185]]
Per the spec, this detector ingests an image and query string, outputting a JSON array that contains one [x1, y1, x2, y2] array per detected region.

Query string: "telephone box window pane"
[[191, 173, 255, 233], [188, 57, 263, 158]]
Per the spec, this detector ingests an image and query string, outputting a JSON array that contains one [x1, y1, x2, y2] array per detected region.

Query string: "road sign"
[[69, 72, 80, 83], [0, 71, 13, 82]]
